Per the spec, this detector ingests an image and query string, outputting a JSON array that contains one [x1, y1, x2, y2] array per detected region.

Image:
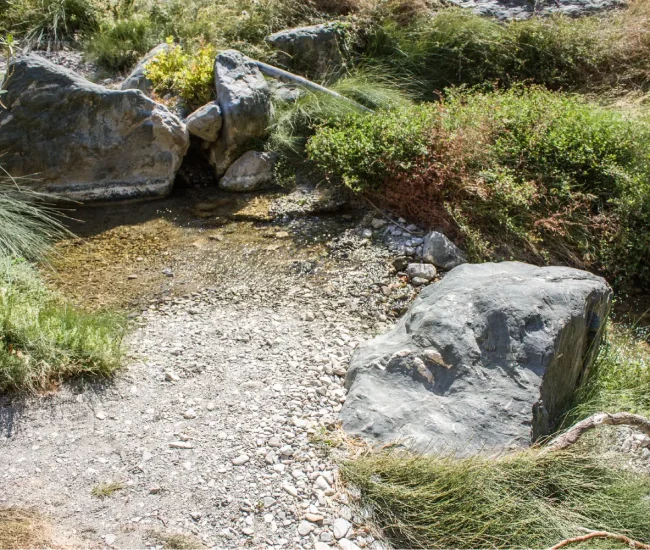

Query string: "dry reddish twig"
[[549, 530, 650, 550], [544, 412, 650, 452]]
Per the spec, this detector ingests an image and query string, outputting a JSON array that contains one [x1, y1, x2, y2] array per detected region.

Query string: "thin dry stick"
[[549, 530, 650, 550], [544, 412, 650, 452]]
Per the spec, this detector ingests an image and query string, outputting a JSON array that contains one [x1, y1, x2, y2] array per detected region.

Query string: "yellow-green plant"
[[144, 38, 215, 108]]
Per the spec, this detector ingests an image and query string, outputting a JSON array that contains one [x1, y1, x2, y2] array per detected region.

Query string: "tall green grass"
[[0, 177, 69, 262], [568, 326, 650, 422], [0, 260, 126, 393], [363, 1, 650, 98], [342, 448, 650, 549], [1, 0, 100, 48]]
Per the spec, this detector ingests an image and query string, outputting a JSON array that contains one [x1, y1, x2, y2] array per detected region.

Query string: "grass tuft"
[[0, 260, 126, 393], [91, 481, 125, 498], [342, 448, 650, 549]]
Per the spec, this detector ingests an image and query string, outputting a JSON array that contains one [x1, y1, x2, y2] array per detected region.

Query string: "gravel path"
[[0, 202, 418, 550]]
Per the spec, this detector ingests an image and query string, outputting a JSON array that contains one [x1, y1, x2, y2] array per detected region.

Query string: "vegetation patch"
[[148, 529, 207, 549], [144, 39, 216, 108], [365, 1, 650, 98], [308, 86, 650, 290], [91, 481, 125, 498], [0, 507, 54, 549], [0, 260, 126, 393], [341, 448, 650, 549], [568, 326, 650, 423]]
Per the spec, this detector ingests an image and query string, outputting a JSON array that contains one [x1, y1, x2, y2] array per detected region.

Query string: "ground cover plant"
[[308, 85, 650, 291]]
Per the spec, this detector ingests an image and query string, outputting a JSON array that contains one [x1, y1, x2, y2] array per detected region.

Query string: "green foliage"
[[1, 0, 100, 48], [144, 39, 215, 108], [341, 448, 650, 549], [308, 86, 650, 289], [364, 3, 650, 98], [85, 15, 157, 70], [0, 260, 126, 393]]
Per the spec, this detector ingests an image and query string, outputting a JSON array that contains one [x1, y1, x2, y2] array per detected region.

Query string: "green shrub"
[[144, 39, 215, 108], [308, 86, 650, 289], [341, 448, 650, 549], [85, 15, 157, 70], [0, 260, 126, 393]]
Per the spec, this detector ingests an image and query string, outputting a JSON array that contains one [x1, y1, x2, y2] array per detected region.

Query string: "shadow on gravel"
[[0, 377, 116, 438]]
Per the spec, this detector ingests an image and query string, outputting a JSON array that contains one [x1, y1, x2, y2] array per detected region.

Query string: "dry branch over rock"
[[545, 412, 650, 452], [549, 530, 650, 550]]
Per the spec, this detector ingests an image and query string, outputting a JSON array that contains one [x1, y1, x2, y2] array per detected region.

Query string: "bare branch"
[[544, 412, 650, 453], [549, 530, 650, 550], [253, 60, 375, 114]]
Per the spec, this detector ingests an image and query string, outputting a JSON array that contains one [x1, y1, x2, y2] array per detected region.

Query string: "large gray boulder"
[[0, 55, 189, 201], [266, 23, 345, 78], [208, 50, 271, 176], [219, 151, 277, 192], [120, 43, 172, 94], [341, 262, 612, 454]]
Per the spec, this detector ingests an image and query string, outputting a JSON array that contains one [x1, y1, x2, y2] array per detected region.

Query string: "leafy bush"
[[364, 2, 650, 98], [144, 39, 215, 108], [308, 86, 650, 289], [0, 260, 126, 393], [85, 15, 157, 70], [341, 448, 650, 549]]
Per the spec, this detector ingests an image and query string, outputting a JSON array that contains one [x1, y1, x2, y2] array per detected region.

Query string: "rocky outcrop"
[[341, 262, 612, 454], [0, 55, 189, 201], [219, 151, 277, 192], [208, 50, 271, 177], [185, 102, 222, 142], [448, 0, 626, 20], [422, 231, 467, 270], [120, 43, 172, 94], [266, 23, 345, 78]]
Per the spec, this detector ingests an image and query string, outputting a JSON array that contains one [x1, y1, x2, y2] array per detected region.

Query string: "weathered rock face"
[[0, 55, 189, 201], [341, 262, 612, 454], [266, 23, 345, 78], [422, 231, 467, 271], [185, 102, 222, 142], [120, 43, 172, 94], [208, 50, 271, 177], [219, 151, 277, 192], [448, 0, 626, 20]]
